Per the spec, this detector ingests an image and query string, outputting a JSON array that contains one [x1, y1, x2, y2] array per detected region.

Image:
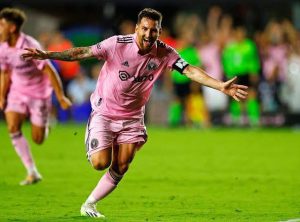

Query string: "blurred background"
[[1, 0, 300, 128]]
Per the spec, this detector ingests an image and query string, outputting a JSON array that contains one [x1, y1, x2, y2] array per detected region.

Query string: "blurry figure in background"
[[222, 25, 260, 126], [90, 62, 102, 81], [186, 82, 211, 128], [280, 20, 300, 125], [47, 31, 80, 122], [168, 13, 203, 127], [0, 8, 71, 185], [218, 14, 235, 48], [118, 19, 135, 35], [67, 68, 95, 123], [159, 27, 177, 48], [38, 31, 52, 49], [260, 20, 287, 126], [198, 6, 228, 125], [47, 31, 80, 88], [38, 31, 64, 124]]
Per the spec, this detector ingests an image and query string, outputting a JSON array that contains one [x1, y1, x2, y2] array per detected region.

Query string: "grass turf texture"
[[0, 122, 300, 222]]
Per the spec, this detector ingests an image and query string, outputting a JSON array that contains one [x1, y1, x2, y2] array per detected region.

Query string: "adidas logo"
[[122, 61, 129, 67]]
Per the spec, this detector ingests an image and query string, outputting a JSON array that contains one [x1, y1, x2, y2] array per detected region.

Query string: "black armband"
[[172, 58, 189, 74]]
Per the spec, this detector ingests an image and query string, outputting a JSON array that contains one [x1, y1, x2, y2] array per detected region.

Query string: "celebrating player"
[[0, 8, 72, 185], [22, 8, 248, 218]]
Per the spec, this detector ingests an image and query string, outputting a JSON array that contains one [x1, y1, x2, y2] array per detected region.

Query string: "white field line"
[[279, 218, 300, 222]]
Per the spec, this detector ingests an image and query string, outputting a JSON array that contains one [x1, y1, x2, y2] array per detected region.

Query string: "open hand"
[[221, 77, 248, 101], [21, 48, 48, 61]]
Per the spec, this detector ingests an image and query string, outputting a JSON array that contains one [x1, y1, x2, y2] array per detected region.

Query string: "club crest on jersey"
[[90, 138, 99, 149], [147, 61, 158, 71], [96, 43, 101, 49], [119, 71, 131, 81]]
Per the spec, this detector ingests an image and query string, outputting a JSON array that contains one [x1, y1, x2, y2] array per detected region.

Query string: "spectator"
[[67, 68, 95, 123], [186, 82, 211, 128], [222, 25, 260, 126], [168, 14, 203, 126], [47, 31, 80, 90], [198, 6, 228, 125], [260, 20, 288, 125]]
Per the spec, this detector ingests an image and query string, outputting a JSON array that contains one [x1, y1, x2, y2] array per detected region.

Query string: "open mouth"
[[143, 38, 152, 47]]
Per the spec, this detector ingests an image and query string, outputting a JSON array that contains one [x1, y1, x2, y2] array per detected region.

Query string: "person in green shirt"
[[168, 29, 202, 126], [222, 26, 260, 126]]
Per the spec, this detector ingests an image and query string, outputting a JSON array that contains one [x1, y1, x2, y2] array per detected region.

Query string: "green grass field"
[[0, 122, 300, 222]]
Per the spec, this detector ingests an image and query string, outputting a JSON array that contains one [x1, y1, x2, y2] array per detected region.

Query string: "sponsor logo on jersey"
[[119, 71, 131, 81], [119, 71, 154, 83], [133, 74, 154, 83]]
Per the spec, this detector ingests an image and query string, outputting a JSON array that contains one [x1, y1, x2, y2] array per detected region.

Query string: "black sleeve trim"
[[172, 58, 189, 74]]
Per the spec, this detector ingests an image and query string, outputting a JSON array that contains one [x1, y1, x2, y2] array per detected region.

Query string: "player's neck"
[[8, 33, 20, 47]]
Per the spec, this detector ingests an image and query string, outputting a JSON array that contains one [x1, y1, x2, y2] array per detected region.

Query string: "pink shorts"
[[85, 111, 148, 158], [5, 90, 51, 127]]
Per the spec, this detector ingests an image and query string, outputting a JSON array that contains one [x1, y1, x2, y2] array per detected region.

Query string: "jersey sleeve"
[[166, 47, 189, 74], [91, 36, 116, 61]]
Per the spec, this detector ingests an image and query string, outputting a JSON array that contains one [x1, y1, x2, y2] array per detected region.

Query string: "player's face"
[[135, 17, 161, 53], [0, 18, 15, 41]]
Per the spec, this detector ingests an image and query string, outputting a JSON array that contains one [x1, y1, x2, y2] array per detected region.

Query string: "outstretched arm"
[[21, 46, 94, 61], [183, 65, 248, 101], [42, 63, 72, 109]]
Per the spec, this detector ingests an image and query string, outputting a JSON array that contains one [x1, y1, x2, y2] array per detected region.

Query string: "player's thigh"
[[90, 147, 113, 170], [111, 143, 138, 174], [31, 124, 46, 144], [4, 111, 27, 133], [29, 97, 51, 128], [119, 143, 138, 163], [85, 112, 116, 169], [4, 92, 28, 133]]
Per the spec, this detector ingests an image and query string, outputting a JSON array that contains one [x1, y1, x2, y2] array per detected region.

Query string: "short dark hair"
[[137, 8, 162, 27], [0, 8, 26, 32]]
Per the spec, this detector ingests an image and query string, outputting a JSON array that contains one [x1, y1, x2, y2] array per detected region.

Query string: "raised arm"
[[21, 46, 94, 61], [183, 65, 248, 101]]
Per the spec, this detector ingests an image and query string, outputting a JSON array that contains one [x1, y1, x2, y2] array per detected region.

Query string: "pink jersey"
[[0, 33, 52, 99], [263, 45, 288, 82], [199, 42, 223, 80], [91, 34, 186, 119]]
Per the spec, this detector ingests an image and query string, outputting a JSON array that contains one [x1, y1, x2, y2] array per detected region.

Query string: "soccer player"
[[22, 8, 248, 218], [0, 8, 72, 185]]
